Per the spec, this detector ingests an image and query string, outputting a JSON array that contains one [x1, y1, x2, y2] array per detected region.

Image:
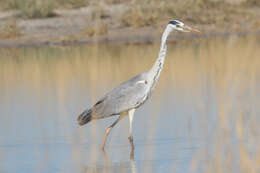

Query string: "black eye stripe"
[[169, 20, 179, 25]]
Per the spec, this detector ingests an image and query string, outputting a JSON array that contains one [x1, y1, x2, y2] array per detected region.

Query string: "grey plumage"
[[77, 72, 150, 125], [77, 20, 200, 149]]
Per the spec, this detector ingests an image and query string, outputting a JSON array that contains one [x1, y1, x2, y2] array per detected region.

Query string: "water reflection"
[[0, 35, 260, 173], [90, 140, 136, 173]]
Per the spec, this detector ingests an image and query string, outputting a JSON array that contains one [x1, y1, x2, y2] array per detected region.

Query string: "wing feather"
[[91, 73, 149, 119]]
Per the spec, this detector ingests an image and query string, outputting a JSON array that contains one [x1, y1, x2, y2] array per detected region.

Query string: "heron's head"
[[168, 20, 201, 34]]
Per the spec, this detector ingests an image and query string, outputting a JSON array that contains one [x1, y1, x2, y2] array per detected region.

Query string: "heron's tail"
[[77, 109, 92, 126]]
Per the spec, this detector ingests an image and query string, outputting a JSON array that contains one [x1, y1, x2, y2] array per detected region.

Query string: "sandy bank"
[[0, 3, 259, 48]]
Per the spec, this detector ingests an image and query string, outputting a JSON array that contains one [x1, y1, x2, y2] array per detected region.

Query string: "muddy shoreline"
[[0, 3, 260, 48], [0, 30, 259, 48]]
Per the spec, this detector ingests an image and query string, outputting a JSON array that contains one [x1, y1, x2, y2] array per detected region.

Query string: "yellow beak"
[[182, 25, 201, 34]]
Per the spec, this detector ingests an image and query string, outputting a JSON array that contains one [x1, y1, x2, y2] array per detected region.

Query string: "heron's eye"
[[176, 25, 180, 28]]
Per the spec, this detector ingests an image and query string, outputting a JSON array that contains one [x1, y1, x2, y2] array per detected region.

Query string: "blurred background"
[[0, 0, 259, 46], [0, 0, 260, 173]]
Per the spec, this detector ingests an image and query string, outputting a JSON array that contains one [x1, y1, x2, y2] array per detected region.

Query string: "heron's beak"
[[182, 25, 201, 34]]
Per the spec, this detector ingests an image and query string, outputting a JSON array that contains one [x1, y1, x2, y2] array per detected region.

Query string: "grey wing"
[[91, 73, 149, 119]]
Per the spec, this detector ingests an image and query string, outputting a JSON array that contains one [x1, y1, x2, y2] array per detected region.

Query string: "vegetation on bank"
[[0, 19, 21, 38], [0, 0, 259, 19], [0, 0, 259, 40]]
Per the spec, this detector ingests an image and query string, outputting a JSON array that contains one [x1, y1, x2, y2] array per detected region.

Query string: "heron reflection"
[[101, 140, 136, 173]]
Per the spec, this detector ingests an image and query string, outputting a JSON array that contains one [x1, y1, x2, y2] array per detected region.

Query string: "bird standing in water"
[[77, 20, 200, 150]]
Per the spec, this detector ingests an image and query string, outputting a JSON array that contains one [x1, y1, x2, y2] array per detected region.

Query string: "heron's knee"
[[105, 127, 112, 135]]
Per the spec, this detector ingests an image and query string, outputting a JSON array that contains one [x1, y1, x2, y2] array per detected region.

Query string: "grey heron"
[[77, 20, 200, 150]]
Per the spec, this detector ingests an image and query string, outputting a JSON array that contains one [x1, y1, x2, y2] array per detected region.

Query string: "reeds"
[[83, 22, 108, 37], [0, 19, 21, 38], [0, 0, 257, 20]]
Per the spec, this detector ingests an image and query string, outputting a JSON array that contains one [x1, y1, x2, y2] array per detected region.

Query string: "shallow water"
[[0, 35, 260, 173]]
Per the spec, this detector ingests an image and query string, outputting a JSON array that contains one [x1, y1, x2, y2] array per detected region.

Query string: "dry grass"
[[0, 0, 56, 18], [18, 0, 56, 18], [0, 0, 89, 10], [90, 6, 110, 20], [121, 5, 159, 28], [244, 0, 260, 6], [120, 0, 220, 28], [0, 19, 21, 38], [0, 0, 258, 21], [0, 0, 87, 18], [56, 0, 89, 9], [0, 0, 19, 10], [83, 22, 108, 37], [58, 34, 79, 44]]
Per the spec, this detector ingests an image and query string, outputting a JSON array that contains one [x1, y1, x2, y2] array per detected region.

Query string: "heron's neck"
[[149, 25, 173, 87]]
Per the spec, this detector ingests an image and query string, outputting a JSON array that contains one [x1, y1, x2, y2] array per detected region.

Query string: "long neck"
[[149, 25, 173, 88]]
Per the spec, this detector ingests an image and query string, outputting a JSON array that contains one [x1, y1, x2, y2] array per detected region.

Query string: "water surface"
[[0, 35, 260, 173]]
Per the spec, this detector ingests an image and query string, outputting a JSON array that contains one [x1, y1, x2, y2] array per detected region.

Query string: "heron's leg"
[[130, 135, 135, 160], [128, 109, 136, 143], [102, 113, 127, 150]]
